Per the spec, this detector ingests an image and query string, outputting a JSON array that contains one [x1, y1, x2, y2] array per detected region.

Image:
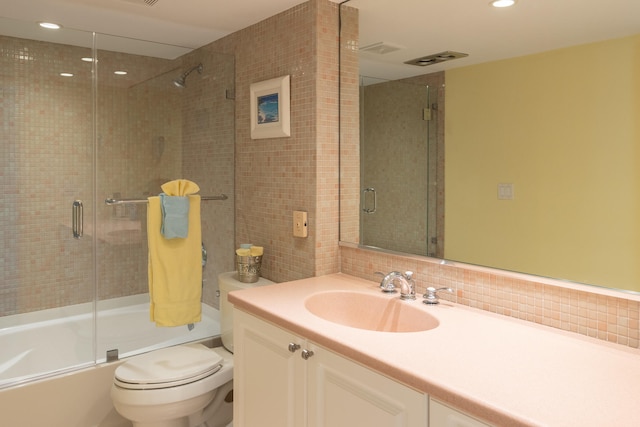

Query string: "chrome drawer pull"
[[288, 343, 301, 353]]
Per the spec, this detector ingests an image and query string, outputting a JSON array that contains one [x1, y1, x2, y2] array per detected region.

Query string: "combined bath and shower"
[[173, 63, 203, 88]]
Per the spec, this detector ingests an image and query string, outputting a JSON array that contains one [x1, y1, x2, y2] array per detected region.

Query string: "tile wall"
[[1, 34, 96, 315], [208, 0, 341, 282]]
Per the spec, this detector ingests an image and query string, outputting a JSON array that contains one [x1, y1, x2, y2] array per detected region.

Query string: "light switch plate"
[[293, 211, 308, 237], [497, 183, 514, 200]]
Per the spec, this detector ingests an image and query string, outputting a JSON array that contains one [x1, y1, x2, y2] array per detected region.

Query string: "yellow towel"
[[161, 179, 200, 196], [235, 246, 263, 257], [147, 180, 202, 327]]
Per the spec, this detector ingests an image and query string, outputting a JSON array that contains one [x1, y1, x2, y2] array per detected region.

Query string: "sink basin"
[[305, 290, 439, 332]]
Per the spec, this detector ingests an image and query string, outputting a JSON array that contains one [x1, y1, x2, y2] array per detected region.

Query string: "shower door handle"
[[72, 200, 83, 239], [362, 187, 376, 214]]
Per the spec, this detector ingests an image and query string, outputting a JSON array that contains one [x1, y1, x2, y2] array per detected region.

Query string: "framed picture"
[[250, 75, 291, 139]]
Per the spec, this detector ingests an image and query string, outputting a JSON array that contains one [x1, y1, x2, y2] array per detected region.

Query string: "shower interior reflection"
[[0, 16, 236, 388]]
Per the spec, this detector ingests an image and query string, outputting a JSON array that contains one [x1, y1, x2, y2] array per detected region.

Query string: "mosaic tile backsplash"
[[340, 244, 640, 349]]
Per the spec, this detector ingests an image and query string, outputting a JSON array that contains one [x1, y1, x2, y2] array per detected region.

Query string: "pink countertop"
[[228, 273, 640, 426]]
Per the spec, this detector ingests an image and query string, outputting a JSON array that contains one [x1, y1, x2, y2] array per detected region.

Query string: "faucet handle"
[[422, 286, 453, 305], [399, 271, 416, 300]]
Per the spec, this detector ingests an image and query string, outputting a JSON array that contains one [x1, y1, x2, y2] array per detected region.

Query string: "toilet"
[[111, 272, 274, 427]]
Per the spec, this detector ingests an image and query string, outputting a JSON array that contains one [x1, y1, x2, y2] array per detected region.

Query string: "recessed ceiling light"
[[60, 73, 74, 77], [491, 0, 517, 7], [39, 22, 62, 30], [114, 70, 128, 75]]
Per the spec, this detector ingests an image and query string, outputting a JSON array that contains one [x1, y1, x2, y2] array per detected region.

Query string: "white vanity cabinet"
[[233, 308, 428, 427], [430, 398, 493, 427]]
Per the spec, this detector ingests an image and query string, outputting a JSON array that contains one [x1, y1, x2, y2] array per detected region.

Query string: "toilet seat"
[[115, 345, 223, 390]]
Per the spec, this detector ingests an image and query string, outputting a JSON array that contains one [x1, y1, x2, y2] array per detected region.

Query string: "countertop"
[[228, 273, 640, 427]]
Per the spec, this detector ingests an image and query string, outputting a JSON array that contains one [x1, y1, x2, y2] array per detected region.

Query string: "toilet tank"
[[218, 271, 274, 353]]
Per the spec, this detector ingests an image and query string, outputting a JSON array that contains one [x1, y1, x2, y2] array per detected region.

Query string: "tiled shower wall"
[[1, 35, 96, 315], [0, 31, 235, 316], [96, 49, 182, 302], [176, 50, 236, 308]]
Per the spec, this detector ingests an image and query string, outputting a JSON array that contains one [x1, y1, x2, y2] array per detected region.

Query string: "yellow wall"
[[444, 34, 640, 291]]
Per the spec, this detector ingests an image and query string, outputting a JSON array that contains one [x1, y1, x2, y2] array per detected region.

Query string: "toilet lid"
[[115, 345, 223, 390]]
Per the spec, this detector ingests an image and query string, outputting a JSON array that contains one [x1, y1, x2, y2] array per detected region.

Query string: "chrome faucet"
[[377, 271, 416, 300], [423, 287, 453, 305]]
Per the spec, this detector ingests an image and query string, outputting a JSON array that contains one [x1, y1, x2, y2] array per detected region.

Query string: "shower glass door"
[[359, 77, 436, 256], [93, 35, 236, 361], [1, 15, 235, 388], [93, 34, 188, 362], [0, 17, 97, 386]]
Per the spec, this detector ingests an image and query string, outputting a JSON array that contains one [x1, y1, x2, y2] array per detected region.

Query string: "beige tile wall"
[[208, 0, 342, 282], [174, 50, 236, 308], [1, 35, 96, 315], [338, 4, 360, 245]]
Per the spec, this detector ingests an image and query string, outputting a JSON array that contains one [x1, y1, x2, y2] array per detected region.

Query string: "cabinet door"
[[234, 309, 306, 427], [430, 398, 493, 427], [307, 342, 428, 427]]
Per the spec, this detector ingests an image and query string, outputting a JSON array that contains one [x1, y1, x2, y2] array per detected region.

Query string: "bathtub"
[[0, 294, 220, 389]]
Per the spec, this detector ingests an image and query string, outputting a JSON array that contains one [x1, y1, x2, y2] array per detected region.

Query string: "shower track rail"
[[105, 194, 228, 205]]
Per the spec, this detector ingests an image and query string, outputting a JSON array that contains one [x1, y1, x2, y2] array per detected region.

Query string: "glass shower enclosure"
[[0, 16, 235, 388], [359, 76, 443, 258]]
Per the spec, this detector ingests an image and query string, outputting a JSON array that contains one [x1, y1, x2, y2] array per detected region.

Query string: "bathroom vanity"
[[229, 273, 640, 426], [233, 309, 428, 426]]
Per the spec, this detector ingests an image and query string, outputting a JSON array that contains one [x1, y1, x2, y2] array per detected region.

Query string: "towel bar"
[[105, 194, 228, 205]]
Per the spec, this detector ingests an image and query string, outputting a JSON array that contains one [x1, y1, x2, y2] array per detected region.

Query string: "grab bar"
[[105, 194, 228, 205], [72, 200, 83, 239]]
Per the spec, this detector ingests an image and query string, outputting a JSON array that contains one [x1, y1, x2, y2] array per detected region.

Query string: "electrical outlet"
[[293, 211, 308, 237]]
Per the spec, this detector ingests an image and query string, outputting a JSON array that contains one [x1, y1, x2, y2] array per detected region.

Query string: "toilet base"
[[122, 379, 233, 427]]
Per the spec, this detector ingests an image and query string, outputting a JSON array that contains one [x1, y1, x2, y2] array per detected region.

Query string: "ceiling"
[[0, 0, 638, 77], [0, 0, 318, 51], [349, 0, 640, 81]]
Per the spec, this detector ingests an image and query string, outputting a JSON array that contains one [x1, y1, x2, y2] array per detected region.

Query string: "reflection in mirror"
[[359, 74, 444, 258], [339, 2, 640, 293]]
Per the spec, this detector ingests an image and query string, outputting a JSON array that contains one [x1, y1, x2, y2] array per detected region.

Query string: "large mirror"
[[339, 0, 640, 293]]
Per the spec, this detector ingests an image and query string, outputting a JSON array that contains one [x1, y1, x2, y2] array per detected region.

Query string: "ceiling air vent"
[[119, 0, 160, 6], [404, 51, 468, 67], [360, 42, 405, 55]]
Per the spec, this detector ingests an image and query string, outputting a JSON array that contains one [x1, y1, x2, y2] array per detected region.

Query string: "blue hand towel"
[[159, 193, 190, 239]]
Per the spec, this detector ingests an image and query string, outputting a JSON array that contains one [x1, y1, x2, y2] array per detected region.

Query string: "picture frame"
[[250, 75, 291, 139]]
